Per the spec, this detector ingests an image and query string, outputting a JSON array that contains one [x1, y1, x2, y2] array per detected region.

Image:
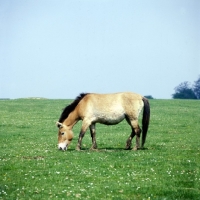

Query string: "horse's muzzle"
[[59, 147, 66, 151], [58, 143, 68, 151]]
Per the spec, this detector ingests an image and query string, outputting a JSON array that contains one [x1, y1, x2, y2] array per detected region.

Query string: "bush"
[[144, 95, 154, 99]]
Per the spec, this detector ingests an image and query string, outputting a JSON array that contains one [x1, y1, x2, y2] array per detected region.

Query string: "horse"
[[56, 92, 150, 151]]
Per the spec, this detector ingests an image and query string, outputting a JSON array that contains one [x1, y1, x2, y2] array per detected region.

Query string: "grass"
[[0, 99, 200, 199]]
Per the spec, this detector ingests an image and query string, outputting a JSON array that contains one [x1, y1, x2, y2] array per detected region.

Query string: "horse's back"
[[77, 92, 144, 122], [86, 92, 141, 99]]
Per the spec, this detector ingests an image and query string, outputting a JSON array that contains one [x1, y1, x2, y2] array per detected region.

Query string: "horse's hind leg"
[[133, 122, 142, 150], [89, 124, 97, 150], [134, 127, 141, 150], [125, 128, 135, 150], [125, 119, 141, 150]]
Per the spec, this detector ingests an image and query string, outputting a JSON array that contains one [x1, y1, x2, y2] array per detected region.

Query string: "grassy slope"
[[0, 99, 199, 199]]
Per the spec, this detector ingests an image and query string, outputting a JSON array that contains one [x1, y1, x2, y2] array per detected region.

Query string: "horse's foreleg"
[[89, 124, 97, 150], [76, 131, 85, 151], [76, 119, 91, 151], [76, 120, 90, 151]]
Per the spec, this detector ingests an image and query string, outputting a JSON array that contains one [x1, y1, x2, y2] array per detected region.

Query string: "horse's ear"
[[56, 122, 63, 129]]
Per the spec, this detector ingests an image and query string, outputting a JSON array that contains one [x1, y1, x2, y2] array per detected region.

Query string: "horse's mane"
[[58, 93, 89, 123]]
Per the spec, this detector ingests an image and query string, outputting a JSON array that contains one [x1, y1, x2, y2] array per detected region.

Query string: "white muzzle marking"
[[58, 142, 68, 151]]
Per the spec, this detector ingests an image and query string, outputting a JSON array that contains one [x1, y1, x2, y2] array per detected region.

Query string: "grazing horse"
[[56, 92, 150, 151]]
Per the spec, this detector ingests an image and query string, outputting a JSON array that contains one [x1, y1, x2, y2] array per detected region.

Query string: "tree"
[[193, 75, 200, 99], [172, 81, 197, 99]]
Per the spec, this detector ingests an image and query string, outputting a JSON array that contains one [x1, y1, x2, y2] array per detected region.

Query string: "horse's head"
[[56, 122, 73, 151]]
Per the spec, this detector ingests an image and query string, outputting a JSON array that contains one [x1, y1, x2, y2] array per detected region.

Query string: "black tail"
[[142, 97, 150, 147]]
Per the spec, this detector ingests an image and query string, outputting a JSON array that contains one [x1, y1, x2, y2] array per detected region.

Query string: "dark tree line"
[[172, 75, 200, 99]]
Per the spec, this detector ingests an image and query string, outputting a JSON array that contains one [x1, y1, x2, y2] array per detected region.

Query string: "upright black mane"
[[58, 93, 89, 123]]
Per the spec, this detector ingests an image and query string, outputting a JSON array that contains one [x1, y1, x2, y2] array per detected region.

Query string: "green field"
[[0, 99, 200, 199]]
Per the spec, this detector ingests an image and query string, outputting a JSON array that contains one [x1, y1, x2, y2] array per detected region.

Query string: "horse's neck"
[[63, 110, 79, 128]]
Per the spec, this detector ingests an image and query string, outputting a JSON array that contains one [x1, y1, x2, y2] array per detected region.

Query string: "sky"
[[0, 0, 200, 99]]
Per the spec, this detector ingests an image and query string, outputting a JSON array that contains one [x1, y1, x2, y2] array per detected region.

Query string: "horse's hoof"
[[90, 148, 98, 152], [90, 149, 98, 151], [133, 147, 138, 151], [76, 147, 81, 151], [125, 146, 131, 150], [90, 145, 98, 150]]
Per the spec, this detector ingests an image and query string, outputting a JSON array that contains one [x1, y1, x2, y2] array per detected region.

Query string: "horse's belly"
[[95, 111, 125, 125]]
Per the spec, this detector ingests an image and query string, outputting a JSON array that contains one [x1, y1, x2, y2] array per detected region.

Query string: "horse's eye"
[[61, 132, 65, 135]]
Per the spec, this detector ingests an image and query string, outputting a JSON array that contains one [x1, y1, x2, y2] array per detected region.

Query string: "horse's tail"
[[142, 97, 150, 147]]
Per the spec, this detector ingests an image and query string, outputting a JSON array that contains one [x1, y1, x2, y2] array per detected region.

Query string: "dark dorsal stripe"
[[58, 93, 89, 123]]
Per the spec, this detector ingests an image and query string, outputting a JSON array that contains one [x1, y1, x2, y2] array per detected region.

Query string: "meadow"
[[0, 98, 199, 200]]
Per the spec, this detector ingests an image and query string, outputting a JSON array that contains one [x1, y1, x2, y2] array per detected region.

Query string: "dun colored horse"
[[56, 92, 150, 151]]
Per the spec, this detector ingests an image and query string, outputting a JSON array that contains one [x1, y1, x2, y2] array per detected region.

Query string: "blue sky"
[[0, 0, 199, 99]]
